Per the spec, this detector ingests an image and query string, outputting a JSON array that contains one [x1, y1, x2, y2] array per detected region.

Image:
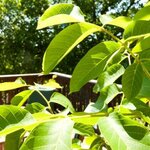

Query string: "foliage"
[[0, 2, 150, 150], [0, 0, 147, 74]]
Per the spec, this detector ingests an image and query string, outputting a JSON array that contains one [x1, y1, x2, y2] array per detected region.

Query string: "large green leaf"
[[37, 4, 84, 29], [50, 92, 75, 113], [0, 105, 35, 136], [96, 64, 125, 90], [98, 112, 150, 150], [124, 20, 150, 40], [42, 22, 102, 74], [134, 5, 150, 21], [20, 118, 74, 150], [105, 16, 132, 29], [11, 90, 34, 107], [132, 36, 150, 53], [122, 63, 144, 99], [70, 41, 120, 93]]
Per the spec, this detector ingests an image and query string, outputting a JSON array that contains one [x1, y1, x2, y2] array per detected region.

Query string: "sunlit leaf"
[[11, 90, 34, 107], [70, 41, 120, 93], [122, 63, 144, 99], [99, 14, 114, 25], [70, 112, 107, 125], [105, 16, 132, 29], [96, 64, 125, 90], [124, 20, 150, 40], [98, 112, 150, 150], [42, 22, 102, 74], [134, 6, 150, 21], [50, 92, 75, 113], [0, 82, 28, 91], [0, 105, 35, 136], [37, 3, 84, 29], [20, 118, 74, 150], [132, 36, 150, 53]]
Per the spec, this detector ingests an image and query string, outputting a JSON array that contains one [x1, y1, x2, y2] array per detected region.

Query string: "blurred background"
[[0, 0, 148, 75]]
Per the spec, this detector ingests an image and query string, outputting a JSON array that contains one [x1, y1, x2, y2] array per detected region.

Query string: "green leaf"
[[97, 64, 125, 90], [20, 118, 74, 150], [99, 14, 114, 25], [0, 105, 35, 136], [0, 82, 28, 91], [134, 6, 150, 21], [73, 123, 95, 136], [5, 129, 25, 150], [138, 77, 150, 99], [42, 22, 102, 74], [124, 20, 150, 40], [86, 84, 121, 113], [98, 112, 150, 150], [37, 4, 84, 29], [122, 63, 144, 99], [70, 41, 120, 93], [11, 90, 34, 107], [132, 36, 150, 53], [25, 102, 45, 114], [139, 49, 150, 74], [50, 92, 75, 113], [122, 98, 150, 118], [105, 16, 132, 29]]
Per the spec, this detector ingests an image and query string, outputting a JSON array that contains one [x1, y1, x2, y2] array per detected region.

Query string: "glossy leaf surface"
[[42, 22, 102, 74], [20, 118, 74, 150], [37, 3, 84, 29], [98, 112, 150, 150], [70, 41, 120, 93], [122, 63, 144, 99]]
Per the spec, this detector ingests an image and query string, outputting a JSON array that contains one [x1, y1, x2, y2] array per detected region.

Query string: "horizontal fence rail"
[[0, 72, 98, 111]]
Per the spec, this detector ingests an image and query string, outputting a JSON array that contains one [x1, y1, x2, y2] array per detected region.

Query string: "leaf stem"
[[101, 27, 122, 44]]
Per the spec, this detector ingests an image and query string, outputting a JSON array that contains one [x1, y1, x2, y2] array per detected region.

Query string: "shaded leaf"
[[20, 118, 74, 150], [70, 41, 120, 93], [5, 129, 25, 150], [37, 3, 84, 29], [50, 92, 75, 113], [25, 102, 45, 114], [138, 77, 150, 99], [98, 112, 150, 150], [42, 22, 102, 74], [0, 105, 35, 136], [122, 63, 144, 99], [73, 122, 95, 136], [124, 20, 150, 40], [11, 90, 34, 107]]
